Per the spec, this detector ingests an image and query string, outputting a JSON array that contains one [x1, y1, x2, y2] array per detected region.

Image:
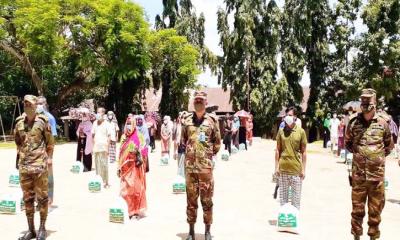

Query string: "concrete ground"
[[1, 139, 399, 240]]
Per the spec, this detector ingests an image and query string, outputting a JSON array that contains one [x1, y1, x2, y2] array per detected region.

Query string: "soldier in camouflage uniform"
[[15, 95, 55, 240], [345, 89, 393, 240], [181, 91, 221, 240]]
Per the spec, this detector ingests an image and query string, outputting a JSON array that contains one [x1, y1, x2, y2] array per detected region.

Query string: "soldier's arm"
[[212, 119, 222, 155], [383, 122, 394, 156], [44, 122, 55, 160], [345, 120, 354, 153]]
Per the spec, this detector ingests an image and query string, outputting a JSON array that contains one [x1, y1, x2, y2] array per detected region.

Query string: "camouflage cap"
[[23, 95, 37, 104], [194, 91, 207, 100], [360, 88, 376, 98]]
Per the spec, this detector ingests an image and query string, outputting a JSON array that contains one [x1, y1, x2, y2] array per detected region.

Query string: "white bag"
[[8, 169, 20, 187], [346, 153, 353, 165], [71, 161, 84, 174], [221, 150, 229, 161], [239, 143, 246, 151], [177, 154, 185, 178], [340, 150, 346, 159], [0, 191, 23, 215], [277, 203, 299, 234], [327, 141, 332, 148], [109, 197, 129, 224], [160, 156, 169, 166], [172, 175, 186, 194], [88, 175, 102, 193], [384, 178, 389, 191], [231, 146, 239, 154]]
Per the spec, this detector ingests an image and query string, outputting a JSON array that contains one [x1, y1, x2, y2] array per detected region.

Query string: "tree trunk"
[[0, 41, 44, 95]]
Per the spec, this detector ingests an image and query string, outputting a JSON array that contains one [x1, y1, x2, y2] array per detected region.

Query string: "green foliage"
[[218, 0, 288, 134], [149, 29, 200, 118]]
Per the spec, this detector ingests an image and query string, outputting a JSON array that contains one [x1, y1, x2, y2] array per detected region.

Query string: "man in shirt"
[[275, 111, 307, 210], [92, 107, 111, 188], [330, 113, 340, 153]]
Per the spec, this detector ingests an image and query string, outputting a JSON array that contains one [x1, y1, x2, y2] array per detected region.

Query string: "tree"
[[149, 29, 200, 118], [323, 0, 361, 114], [280, 0, 308, 106], [304, 1, 331, 122], [218, 0, 288, 134], [350, 0, 400, 101], [0, 0, 151, 120]]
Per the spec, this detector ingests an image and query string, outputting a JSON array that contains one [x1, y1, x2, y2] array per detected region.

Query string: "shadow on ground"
[[19, 230, 57, 238], [177, 233, 206, 240], [388, 199, 400, 205]]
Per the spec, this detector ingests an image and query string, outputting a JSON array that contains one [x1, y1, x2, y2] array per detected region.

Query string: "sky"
[[133, 0, 368, 87]]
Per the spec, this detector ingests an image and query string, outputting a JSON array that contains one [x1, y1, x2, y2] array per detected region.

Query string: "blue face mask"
[[126, 125, 132, 131], [96, 113, 102, 120]]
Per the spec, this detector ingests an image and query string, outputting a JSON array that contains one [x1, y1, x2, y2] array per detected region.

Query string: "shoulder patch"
[[206, 113, 218, 123], [37, 114, 49, 123], [15, 115, 25, 123], [181, 112, 194, 126]]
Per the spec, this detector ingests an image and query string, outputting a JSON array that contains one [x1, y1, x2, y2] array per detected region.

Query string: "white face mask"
[[284, 116, 294, 126], [36, 105, 45, 114]]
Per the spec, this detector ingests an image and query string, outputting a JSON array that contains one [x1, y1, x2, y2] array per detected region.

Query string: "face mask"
[[25, 106, 36, 117], [361, 103, 375, 114], [36, 105, 45, 114], [126, 125, 132, 132], [194, 102, 205, 112], [284, 116, 294, 126], [96, 113, 102, 120]]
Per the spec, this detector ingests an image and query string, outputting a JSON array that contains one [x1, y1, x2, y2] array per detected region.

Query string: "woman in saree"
[[118, 116, 147, 219]]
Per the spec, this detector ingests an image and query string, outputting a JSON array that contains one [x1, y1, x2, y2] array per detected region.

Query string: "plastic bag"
[[88, 175, 102, 193], [239, 144, 246, 151], [172, 175, 186, 194], [221, 150, 229, 161], [177, 154, 185, 178], [71, 161, 84, 174], [231, 146, 239, 154], [384, 178, 389, 191], [109, 197, 129, 224], [340, 150, 346, 159], [327, 141, 332, 148], [160, 156, 169, 166], [0, 191, 23, 214], [8, 169, 20, 187], [277, 203, 299, 234]]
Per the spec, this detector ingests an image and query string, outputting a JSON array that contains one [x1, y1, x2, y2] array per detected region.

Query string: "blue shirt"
[[44, 111, 57, 136]]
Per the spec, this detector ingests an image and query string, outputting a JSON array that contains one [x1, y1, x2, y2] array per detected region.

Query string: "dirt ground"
[[1, 139, 399, 240]]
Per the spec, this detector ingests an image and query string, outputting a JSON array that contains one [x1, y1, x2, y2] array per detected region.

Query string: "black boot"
[[36, 217, 46, 240], [18, 217, 36, 240], [185, 224, 195, 240], [205, 225, 212, 240]]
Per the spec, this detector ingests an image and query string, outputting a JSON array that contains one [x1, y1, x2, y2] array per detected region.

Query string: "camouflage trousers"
[[186, 172, 214, 225], [351, 180, 385, 238], [20, 171, 49, 219]]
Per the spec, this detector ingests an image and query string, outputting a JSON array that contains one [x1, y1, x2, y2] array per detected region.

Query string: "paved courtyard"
[[1, 139, 399, 240]]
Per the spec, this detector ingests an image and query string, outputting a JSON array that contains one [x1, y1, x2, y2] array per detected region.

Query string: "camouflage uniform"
[[181, 107, 221, 225], [345, 89, 393, 239], [14, 96, 55, 226]]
